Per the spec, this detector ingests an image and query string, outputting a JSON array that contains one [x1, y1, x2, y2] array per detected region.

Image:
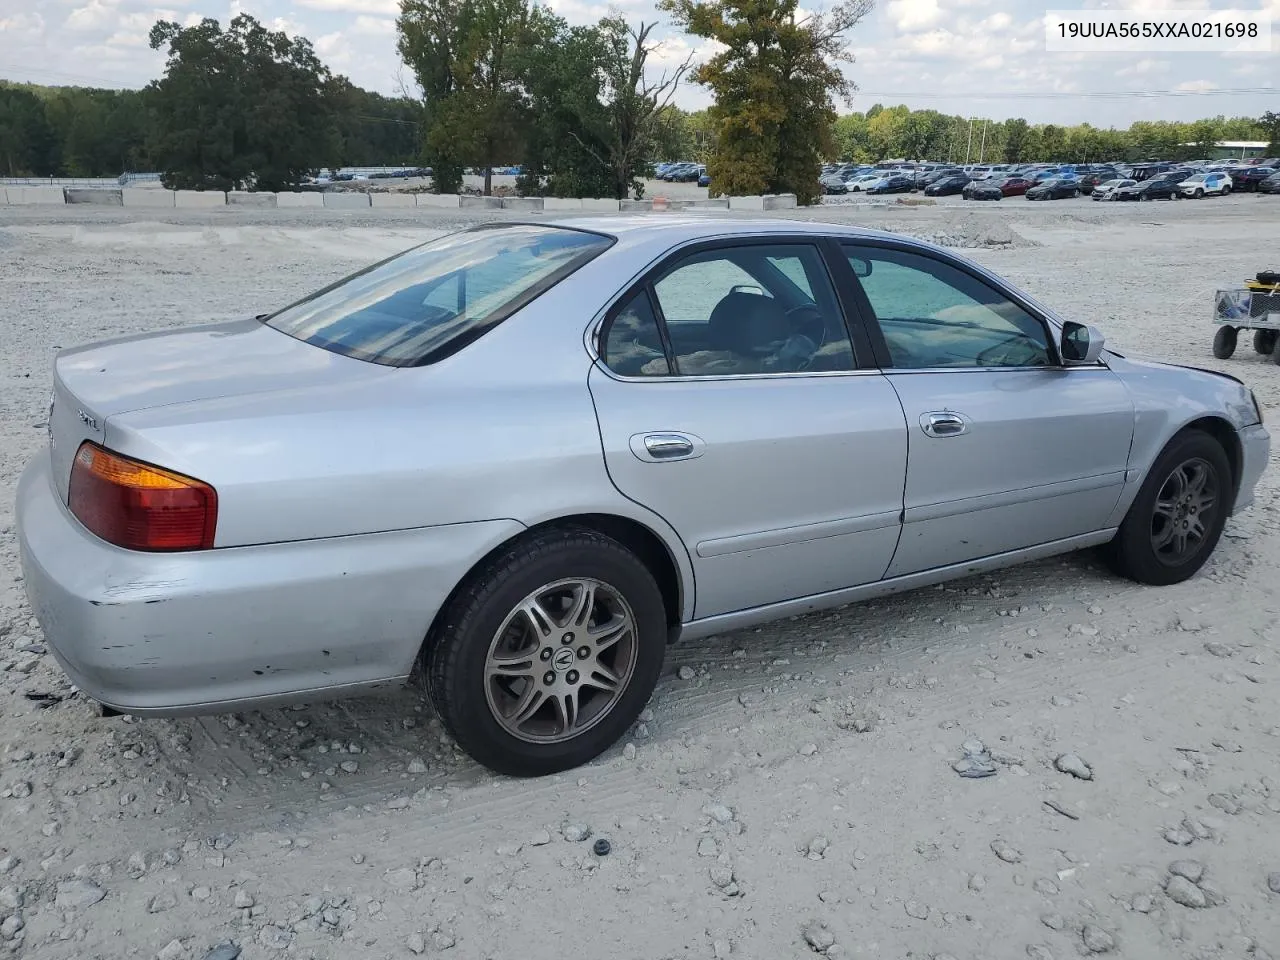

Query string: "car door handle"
[[628, 432, 704, 462], [644, 434, 695, 458], [920, 412, 968, 437]]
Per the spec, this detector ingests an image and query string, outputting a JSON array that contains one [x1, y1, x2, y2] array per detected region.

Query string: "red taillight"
[[68, 442, 217, 551]]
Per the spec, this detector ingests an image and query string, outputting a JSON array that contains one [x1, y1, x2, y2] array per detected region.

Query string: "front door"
[[840, 241, 1135, 577], [588, 239, 908, 619]]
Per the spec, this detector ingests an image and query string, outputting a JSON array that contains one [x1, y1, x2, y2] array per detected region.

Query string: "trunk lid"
[[48, 318, 385, 502]]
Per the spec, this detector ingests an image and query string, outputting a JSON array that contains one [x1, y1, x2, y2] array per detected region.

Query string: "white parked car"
[[846, 174, 883, 192], [1092, 179, 1136, 201], [1178, 172, 1232, 198]]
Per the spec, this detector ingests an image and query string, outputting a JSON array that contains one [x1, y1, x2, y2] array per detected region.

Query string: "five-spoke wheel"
[[425, 527, 666, 777], [1105, 430, 1232, 586]]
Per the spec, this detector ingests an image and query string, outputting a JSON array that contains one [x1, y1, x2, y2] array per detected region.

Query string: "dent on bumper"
[[16, 452, 523, 715]]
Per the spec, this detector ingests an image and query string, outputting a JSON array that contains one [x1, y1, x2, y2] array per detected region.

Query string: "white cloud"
[[1174, 79, 1219, 92], [1116, 58, 1169, 77], [293, 0, 398, 13], [352, 13, 394, 33], [884, 0, 941, 31]]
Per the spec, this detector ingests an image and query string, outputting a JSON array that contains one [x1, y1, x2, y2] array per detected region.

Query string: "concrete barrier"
[[729, 195, 765, 211], [581, 198, 620, 212], [123, 189, 176, 208], [459, 195, 503, 209], [668, 197, 730, 211], [370, 193, 416, 208], [275, 191, 324, 208], [542, 197, 583, 212], [764, 193, 798, 210], [65, 188, 123, 206], [417, 193, 461, 208], [620, 199, 653, 212], [175, 190, 227, 209], [322, 192, 371, 209], [227, 191, 278, 208], [501, 197, 544, 212], [6, 186, 67, 205]]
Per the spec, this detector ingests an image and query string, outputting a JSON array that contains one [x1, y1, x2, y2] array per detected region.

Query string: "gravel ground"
[[1, 196, 1279, 960]]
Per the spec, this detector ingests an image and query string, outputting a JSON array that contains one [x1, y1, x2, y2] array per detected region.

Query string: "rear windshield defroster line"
[[263, 224, 615, 367]]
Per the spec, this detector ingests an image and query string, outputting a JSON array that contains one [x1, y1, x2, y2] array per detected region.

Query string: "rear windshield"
[[264, 224, 613, 366]]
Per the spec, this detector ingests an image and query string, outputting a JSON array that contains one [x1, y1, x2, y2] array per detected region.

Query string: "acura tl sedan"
[[17, 218, 1270, 776]]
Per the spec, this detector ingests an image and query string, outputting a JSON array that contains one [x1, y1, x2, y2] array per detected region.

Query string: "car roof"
[[539, 215, 905, 247]]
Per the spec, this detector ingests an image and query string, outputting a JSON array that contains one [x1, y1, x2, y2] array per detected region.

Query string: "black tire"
[[1212, 326, 1237, 359], [425, 527, 667, 777], [1194, 188, 1204, 199], [1221, 185, 1230, 196], [1253, 329, 1277, 355], [1140, 193, 1151, 201], [1103, 431, 1232, 586]]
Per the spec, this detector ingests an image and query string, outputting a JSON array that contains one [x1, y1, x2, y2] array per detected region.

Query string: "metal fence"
[[0, 172, 164, 188]]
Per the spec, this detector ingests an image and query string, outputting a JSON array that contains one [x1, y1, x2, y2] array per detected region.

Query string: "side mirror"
[[1061, 320, 1105, 365]]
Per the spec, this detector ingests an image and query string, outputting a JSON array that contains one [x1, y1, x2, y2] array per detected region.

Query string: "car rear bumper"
[[1235, 423, 1270, 513], [16, 451, 523, 716]]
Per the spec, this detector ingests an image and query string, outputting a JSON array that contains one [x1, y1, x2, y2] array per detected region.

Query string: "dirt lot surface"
[[1, 195, 1278, 960]]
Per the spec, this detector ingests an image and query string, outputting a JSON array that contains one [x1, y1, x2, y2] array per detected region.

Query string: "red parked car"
[[996, 176, 1034, 196]]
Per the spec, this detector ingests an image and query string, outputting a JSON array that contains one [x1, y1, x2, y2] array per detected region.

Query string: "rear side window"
[[264, 225, 612, 366]]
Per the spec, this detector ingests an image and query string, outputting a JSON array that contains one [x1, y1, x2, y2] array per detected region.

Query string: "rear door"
[[840, 241, 1135, 577], [588, 238, 907, 619]]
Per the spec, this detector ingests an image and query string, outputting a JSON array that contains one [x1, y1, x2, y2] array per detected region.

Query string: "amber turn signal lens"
[[68, 442, 217, 551]]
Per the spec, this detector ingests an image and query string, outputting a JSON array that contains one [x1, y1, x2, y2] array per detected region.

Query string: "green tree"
[[0, 85, 57, 176], [661, 0, 872, 202], [147, 15, 335, 190], [1002, 117, 1030, 163], [1263, 110, 1280, 155]]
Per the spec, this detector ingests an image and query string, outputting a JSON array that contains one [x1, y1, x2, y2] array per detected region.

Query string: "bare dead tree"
[[568, 18, 695, 199]]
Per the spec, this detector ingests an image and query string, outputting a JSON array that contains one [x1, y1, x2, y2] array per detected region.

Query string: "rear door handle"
[[920, 411, 969, 437], [629, 432, 705, 462]]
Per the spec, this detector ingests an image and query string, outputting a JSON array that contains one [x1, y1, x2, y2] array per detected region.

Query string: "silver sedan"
[[17, 218, 1270, 776]]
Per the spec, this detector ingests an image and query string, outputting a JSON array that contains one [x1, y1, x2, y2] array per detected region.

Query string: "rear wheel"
[[425, 527, 667, 776], [1253, 329, 1277, 355], [1221, 185, 1231, 196], [1103, 431, 1232, 586], [1213, 326, 1237, 359]]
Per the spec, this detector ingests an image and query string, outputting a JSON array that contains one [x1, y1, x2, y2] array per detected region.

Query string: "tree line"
[[1, 7, 1277, 199], [830, 107, 1278, 166]]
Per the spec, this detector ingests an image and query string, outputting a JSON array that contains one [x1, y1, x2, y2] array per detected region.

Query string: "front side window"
[[265, 225, 612, 366], [845, 244, 1052, 369], [649, 243, 855, 376]]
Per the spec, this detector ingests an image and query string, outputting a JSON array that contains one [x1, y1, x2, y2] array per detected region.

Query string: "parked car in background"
[[962, 180, 1005, 201], [821, 174, 851, 195], [18, 218, 1270, 777], [1223, 167, 1271, 192], [1092, 179, 1136, 201], [924, 174, 972, 197], [1076, 169, 1122, 193], [846, 174, 884, 192], [1178, 172, 1232, 198], [698, 171, 711, 188], [866, 174, 916, 194], [1258, 171, 1280, 194], [1113, 171, 1191, 201], [1026, 179, 1079, 200]]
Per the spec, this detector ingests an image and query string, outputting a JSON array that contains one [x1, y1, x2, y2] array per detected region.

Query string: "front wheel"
[[425, 528, 667, 776], [1194, 188, 1204, 199], [1103, 431, 1232, 586]]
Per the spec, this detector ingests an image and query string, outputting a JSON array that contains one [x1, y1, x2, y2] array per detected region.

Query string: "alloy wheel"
[[1150, 458, 1219, 566], [483, 578, 638, 744]]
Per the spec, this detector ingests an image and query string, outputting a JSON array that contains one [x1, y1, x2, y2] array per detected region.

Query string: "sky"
[[0, 0, 1276, 127]]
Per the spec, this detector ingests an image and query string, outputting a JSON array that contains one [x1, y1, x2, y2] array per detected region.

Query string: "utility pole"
[[964, 117, 974, 165], [978, 119, 988, 164]]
